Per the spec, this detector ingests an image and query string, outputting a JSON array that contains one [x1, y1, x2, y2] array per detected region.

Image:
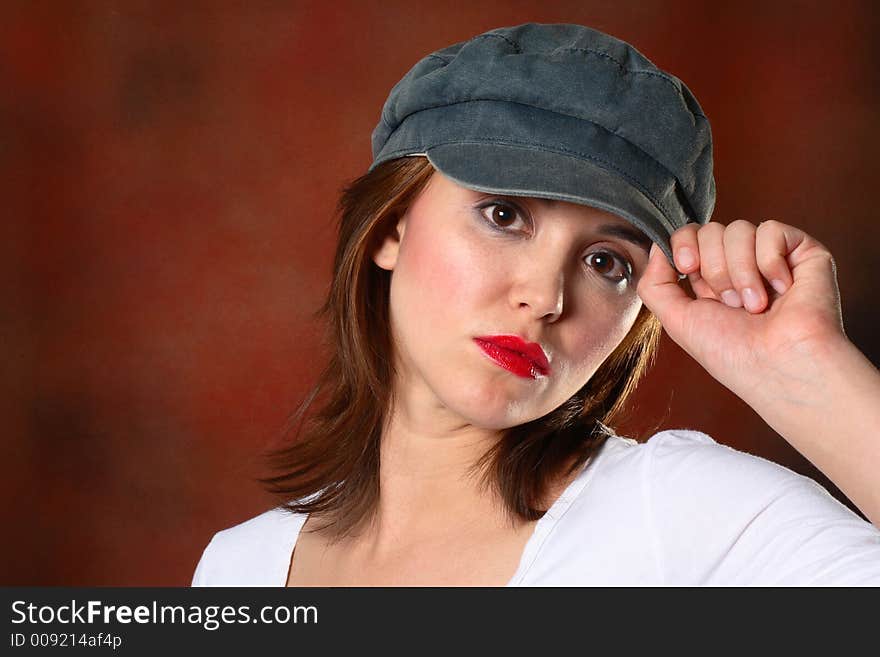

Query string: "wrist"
[[746, 332, 859, 412], [749, 333, 880, 450]]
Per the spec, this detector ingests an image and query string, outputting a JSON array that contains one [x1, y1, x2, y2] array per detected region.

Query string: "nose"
[[511, 264, 565, 323]]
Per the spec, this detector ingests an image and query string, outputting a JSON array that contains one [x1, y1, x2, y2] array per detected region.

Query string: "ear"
[[371, 213, 408, 271]]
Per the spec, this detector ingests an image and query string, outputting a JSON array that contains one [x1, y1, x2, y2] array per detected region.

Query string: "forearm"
[[749, 337, 880, 528]]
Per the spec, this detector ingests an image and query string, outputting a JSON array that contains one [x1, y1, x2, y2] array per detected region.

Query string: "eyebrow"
[[596, 224, 653, 255]]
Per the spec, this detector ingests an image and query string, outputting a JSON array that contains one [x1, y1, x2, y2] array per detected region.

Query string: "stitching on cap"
[[560, 47, 677, 83], [380, 136, 677, 232], [472, 32, 523, 53], [422, 43, 706, 121], [559, 47, 708, 119], [557, 48, 705, 104]]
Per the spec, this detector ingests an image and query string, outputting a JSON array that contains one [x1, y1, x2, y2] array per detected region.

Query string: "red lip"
[[473, 335, 551, 379]]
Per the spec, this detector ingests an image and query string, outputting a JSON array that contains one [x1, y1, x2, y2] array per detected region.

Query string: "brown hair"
[[261, 156, 662, 540]]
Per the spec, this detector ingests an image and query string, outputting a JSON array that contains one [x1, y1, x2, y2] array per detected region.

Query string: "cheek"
[[393, 222, 502, 323], [564, 296, 644, 380], [606, 298, 643, 349], [402, 243, 464, 303]]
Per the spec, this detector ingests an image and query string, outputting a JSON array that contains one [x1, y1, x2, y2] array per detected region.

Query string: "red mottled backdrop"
[[3, 1, 878, 584]]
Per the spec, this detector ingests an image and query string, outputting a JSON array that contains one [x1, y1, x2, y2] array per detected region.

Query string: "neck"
[[370, 395, 511, 541]]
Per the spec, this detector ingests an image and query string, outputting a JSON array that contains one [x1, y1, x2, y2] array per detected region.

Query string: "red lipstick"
[[473, 335, 551, 379]]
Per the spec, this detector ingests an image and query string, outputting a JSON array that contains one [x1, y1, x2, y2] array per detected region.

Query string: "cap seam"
[[558, 47, 703, 115], [382, 137, 677, 233], [384, 97, 704, 188], [424, 42, 702, 117], [472, 32, 523, 53]]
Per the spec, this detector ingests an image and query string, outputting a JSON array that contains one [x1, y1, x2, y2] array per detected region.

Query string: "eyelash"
[[476, 200, 635, 284]]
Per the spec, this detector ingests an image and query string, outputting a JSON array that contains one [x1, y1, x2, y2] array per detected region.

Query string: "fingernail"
[[771, 279, 787, 295], [676, 247, 695, 270], [741, 287, 762, 312], [720, 289, 742, 308]]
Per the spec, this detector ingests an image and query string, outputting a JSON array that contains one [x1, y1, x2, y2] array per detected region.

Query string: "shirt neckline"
[[278, 438, 610, 587]]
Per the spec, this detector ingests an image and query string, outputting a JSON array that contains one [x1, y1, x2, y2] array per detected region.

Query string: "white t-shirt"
[[192, 429, 880, 586]]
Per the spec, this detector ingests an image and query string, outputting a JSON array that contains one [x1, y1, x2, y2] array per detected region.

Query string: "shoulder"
[[583, 427, 723, 464], [541, 429, 880, 584], [607, 427, 838, 520], [570, 428, 729, 486], [593, 427, 811, 486], [636, 429, 880, 584], [191, 507, 306, 587], [640, 427, 823, 494]]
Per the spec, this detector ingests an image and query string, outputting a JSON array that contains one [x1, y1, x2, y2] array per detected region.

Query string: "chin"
[[442, 388, 541, 431]]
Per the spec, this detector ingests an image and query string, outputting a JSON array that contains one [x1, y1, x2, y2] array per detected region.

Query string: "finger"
[[755, 220, 797, 294], [670, 224, 701, 275], [670, 224, 718, 299], [697, 222, 741, 308], [723, 220, 766, 313], [637, 243, 693, 335], [686, 267, 719, 301]]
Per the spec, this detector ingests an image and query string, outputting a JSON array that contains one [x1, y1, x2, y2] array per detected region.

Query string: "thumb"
[[637, 243, 692, 336]]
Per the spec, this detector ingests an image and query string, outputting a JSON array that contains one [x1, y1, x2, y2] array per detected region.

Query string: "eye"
[[478, 201, 529, 232], [584, 250, 633, 284]]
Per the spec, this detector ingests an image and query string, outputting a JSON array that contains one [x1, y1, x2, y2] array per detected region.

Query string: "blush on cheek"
[[399, 222, 491, 307], [401, 250, 465, 317], [389, 219, 483, 353]]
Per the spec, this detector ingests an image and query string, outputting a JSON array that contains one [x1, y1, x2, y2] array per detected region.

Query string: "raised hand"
[[637, 219, 846, 407], [637, 219, 880, 527]]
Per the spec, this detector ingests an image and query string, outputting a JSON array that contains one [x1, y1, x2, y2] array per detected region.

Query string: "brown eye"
[[490, 204, 518, 227], [590, 252, 614, 274], [478, 201, 529, 233], [585, 251, 631, 283]]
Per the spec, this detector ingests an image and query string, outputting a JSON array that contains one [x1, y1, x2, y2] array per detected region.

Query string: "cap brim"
[[424, 142, 677, 266]]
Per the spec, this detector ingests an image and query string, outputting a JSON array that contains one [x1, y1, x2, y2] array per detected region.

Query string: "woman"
[[193, 23, 880, 585]]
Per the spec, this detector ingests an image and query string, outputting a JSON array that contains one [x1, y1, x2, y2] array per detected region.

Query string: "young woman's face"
[[372, 170, 652, 431]]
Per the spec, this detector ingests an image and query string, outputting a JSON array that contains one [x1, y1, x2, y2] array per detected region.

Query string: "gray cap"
[[370, 23, 715, 265]]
